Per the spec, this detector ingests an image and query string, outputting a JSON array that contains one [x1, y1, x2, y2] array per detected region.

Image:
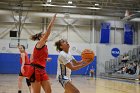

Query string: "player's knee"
[[18, 77, 22, 82], [45, 90, 51, 93], [73, 89, 80, 93], [45, 88, 52, 93]]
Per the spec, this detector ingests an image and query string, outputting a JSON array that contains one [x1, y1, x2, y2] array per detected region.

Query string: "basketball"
[[81, 49, 94, 62]]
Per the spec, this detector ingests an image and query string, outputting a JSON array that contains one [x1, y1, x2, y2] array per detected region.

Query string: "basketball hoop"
[[9, 38, 28, 48]]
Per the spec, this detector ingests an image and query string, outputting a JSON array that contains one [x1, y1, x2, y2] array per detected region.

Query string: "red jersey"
[[20, 52, 30, 64], [32, 45, 48, 67]]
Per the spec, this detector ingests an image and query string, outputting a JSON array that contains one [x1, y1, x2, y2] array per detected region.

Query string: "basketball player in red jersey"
[[27, 14, 56, 93], [17, 45, 31, 93]]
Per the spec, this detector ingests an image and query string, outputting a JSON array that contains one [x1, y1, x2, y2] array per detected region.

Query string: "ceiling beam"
[[0, 10, 121, 21]]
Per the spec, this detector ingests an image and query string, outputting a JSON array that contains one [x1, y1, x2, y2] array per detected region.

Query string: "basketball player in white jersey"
[[55, 39, 93, 93]]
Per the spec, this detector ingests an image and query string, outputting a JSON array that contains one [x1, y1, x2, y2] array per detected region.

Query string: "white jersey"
[[56, 51, 75, 80]]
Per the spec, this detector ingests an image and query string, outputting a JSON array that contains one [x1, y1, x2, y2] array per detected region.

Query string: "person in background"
[[89, 66, 95, 79], [121, 54, 129, 65], [17, 45, 31, 93]]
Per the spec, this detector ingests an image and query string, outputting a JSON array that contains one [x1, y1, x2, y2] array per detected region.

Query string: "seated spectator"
[[89, 66, 95, 79], [121, 54, 129, 65], [136, 65, 140, 80], [116, 65, 128, 74], [126, 63, 135, 75], [133, 62, 137, 74], [122, 65, 128, 74]]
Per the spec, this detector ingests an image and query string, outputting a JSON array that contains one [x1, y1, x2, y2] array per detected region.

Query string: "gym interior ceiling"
[[0, 0, 139, 20]]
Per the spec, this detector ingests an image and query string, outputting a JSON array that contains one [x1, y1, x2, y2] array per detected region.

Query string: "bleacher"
[[102, 46, 140, 80]]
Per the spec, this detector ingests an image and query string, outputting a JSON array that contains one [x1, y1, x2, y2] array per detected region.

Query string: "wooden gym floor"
[[0, 74, 139, 93]]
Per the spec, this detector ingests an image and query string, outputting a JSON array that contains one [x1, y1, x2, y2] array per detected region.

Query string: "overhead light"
[[68, 1, 73, 4], [42, 4, 76, 8], [62, 5, 76, 8], [47, 0, 52, 3], [95, 3, 99, 6], [88, 7, 101, 10], [42, 4, 55, 7], [42, 4, 100, 10]]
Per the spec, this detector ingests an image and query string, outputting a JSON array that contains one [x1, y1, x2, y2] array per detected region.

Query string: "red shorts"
[[21, 65, 30, 77], [35, 67, 49, 81], [27, 66, 49, 82]]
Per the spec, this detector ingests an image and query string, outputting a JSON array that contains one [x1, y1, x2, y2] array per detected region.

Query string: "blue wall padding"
[[0, 53, 96, 75], [0, 53, 20, 74], [45, 55, 58, 74]]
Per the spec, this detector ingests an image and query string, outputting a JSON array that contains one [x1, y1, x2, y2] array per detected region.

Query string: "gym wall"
[[0, 39, 97, 75]]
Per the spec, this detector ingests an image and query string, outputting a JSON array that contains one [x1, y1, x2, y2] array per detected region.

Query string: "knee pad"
[[26, 78, 31, 86]]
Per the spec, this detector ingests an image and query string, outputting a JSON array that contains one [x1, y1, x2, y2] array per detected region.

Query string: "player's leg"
[[18, 76, 24, 93], [26, 78, 31, 93], [64, 81, 80, 93], [41, 80, 52, 93], [31, 81, 41, 93]]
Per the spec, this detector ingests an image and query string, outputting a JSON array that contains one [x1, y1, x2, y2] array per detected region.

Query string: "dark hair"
[[54, 39, 66, 51], [30, 32, 42, 41], [20, 45, 25, 50]]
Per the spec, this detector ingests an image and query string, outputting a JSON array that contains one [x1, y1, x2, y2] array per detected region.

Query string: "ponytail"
[[30, 32, 42, 41], [54, 39, 65, 51]]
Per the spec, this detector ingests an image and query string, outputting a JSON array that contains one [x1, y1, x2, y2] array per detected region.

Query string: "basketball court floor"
[[0, 74, 139, 93]]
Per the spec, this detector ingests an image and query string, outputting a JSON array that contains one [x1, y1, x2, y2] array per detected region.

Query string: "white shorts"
[[58, 75, 70, 88]]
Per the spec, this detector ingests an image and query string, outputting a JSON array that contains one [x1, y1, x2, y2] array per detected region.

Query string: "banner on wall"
[[111, 48, 120, 58], [124, 23, 134, 44], [100, 22, 110, 43]]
